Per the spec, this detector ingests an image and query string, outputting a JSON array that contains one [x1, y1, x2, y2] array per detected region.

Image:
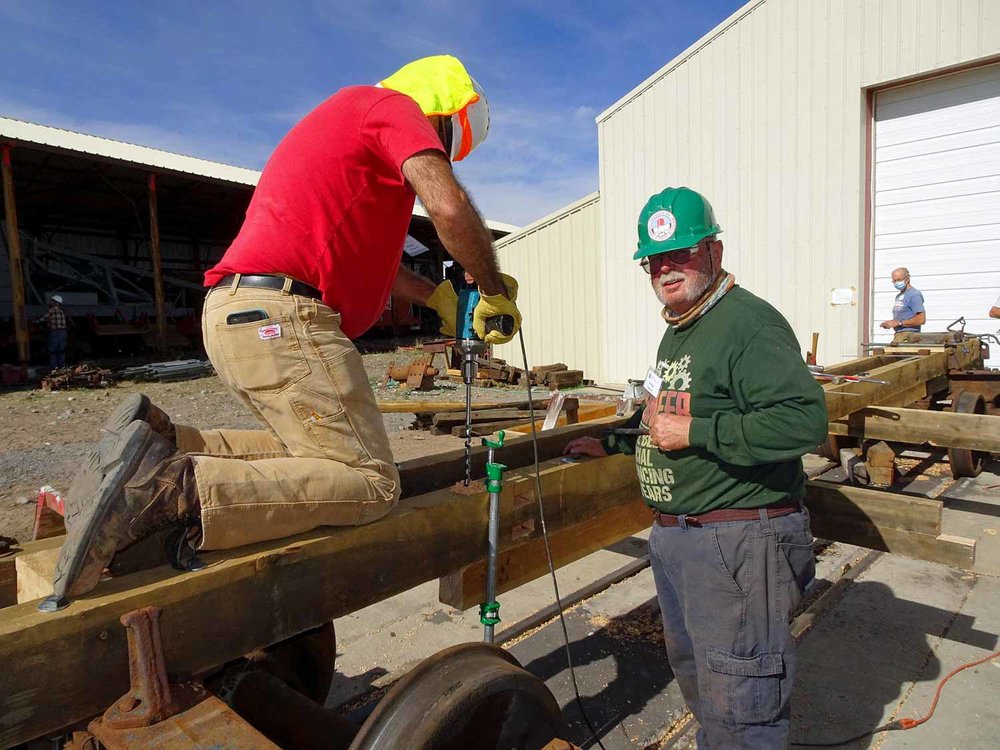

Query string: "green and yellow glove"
[[473, 274, 522, 345], [425, 280, 458, 337]]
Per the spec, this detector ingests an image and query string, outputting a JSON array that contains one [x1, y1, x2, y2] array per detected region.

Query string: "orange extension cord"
[[793, 649, 1000, 746]]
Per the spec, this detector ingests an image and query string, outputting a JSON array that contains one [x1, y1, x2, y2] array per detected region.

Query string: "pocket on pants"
[[777, 533, 815, 615], [215, 314, 310, 391], [705, 647, 784, 724]]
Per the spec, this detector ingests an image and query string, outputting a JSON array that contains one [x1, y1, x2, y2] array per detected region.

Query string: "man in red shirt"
[[53, 55, 521, 598]]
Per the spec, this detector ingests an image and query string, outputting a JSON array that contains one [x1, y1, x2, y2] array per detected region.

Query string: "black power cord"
[[518, 330, 609, 750]]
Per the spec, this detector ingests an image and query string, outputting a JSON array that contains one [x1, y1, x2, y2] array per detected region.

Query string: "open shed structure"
[[0, 117, 516, 365]]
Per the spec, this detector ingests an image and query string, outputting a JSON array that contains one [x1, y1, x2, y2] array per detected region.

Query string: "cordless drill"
[[455, 286, 514, 485]]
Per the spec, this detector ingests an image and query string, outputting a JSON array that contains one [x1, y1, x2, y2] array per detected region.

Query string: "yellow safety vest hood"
[[378, 55, 489, 162]]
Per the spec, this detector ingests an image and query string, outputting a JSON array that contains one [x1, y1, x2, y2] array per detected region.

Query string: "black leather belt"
[[653, 500, 801, 527], [213, 274, 322, 301]]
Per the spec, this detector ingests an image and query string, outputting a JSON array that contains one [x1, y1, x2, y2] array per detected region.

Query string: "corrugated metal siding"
[[493, 193, 603, 379], [596, 0, 1000, 383]]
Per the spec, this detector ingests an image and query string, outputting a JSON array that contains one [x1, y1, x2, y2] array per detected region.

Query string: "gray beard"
[[654, 269, 715, 312]]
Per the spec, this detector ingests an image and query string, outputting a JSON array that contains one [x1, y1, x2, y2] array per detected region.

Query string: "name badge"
[[258, 323, 282, 340], [643, 367, 663, 396]]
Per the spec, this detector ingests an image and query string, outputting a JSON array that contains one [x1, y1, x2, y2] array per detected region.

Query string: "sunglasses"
[[639, 245, 700, 275]]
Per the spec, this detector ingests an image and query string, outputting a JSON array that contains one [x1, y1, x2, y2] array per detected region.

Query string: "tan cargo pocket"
[[215, 314, 310, 391]]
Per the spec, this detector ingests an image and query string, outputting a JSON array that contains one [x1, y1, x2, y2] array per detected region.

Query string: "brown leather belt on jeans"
[[652, 499, 801, 527], [214, 274, 323, 301]]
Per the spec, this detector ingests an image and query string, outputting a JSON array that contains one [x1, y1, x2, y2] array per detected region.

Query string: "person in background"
[[41, 294, 68, 369], [880, 267, 925, 333]]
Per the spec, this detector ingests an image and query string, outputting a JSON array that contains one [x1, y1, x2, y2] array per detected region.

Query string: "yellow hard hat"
[[378, 55, 489, 162]]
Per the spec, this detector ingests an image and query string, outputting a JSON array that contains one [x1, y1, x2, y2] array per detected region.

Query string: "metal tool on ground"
[[480, 431, 506, 643], [456, 285, 514, 486]]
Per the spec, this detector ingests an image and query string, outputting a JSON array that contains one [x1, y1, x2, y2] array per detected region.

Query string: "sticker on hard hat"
[[647, 210, 676, 242]]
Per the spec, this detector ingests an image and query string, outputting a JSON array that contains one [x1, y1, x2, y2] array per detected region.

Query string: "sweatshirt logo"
[[643, 354, 692, 422]]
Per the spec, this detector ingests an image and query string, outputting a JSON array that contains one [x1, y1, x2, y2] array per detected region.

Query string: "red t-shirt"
[[204, 86, 446, 338]]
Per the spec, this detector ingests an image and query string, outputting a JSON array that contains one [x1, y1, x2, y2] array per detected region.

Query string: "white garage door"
[[872, 63, 1000, 367]]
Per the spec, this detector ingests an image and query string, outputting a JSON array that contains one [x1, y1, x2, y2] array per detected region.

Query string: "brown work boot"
[[65, 393, 177, 532], [52, 421, 199, 598]]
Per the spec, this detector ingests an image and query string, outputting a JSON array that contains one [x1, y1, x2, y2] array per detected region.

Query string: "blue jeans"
[[48, 328, 67, 369], [649, 505, 815, 749]]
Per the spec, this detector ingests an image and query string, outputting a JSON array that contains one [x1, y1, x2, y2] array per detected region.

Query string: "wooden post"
[[1, 144, 30, 365], [147, 173, 167, 352]]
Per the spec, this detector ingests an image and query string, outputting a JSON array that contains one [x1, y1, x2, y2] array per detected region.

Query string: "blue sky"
[[0, 1, 744, 226]]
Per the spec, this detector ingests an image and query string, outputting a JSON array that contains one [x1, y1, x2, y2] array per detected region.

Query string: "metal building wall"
[[493, 192, 603, 379], [597, 0, 1000, 384]]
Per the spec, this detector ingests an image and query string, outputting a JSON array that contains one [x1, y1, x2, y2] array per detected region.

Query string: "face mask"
[[893, 280, 907, 291]]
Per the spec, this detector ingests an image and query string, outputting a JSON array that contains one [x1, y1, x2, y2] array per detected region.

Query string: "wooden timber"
[[0, 536, 62, 608], [1, 144, 30, 364], [378, 398, 547, 414], [15, 546, 59, 604], [829, 406, 1000, 452], [822, 340, 982, 422], [399, 415, 625, 497], [147, 173, 168, 352], [439, 498, 650, 610]]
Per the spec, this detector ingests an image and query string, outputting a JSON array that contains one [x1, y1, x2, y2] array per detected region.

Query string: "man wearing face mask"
[[880, 267, 925, 333], [564, 187, 827, 748], [53, 55, 521, 598]]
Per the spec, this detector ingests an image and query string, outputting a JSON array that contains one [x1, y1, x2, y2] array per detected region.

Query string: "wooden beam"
[[147, 173, 167, 352], [1, 144, 30, 365], [15, 547, 58, 604], [804, 480, 942, 535], [829, 406, 1000, 452], [377, 398, 548, 414], [439, 499, 650, 610], [397, 415, 626, 498], [0, 454, 639, 747], [0, 536, 62, 608], [808, 516, 975, 570], [822, 349, 954, 421]]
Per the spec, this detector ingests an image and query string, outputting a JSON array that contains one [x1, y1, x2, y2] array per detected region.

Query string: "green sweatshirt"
[[604, 286, 828, 516]]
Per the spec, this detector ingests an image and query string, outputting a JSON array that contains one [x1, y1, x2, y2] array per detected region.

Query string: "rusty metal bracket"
[[102, 606, 193, 729], [80, 605, 280, 749]]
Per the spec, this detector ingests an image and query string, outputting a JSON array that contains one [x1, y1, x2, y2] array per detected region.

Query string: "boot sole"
[[63, 394, 152, 533], [53, 421, 171, 597]]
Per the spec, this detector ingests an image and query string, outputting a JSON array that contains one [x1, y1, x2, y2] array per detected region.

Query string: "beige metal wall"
[[597, 0, 1000, 384], [493, 192, 603, 379]]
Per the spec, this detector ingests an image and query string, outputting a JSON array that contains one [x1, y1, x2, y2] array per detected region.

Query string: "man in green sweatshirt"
[[565, 186, 828, 749]]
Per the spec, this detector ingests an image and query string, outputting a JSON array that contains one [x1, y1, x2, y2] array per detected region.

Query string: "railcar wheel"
[[349, 642, 565, 750], [948, 391, 987, 478]]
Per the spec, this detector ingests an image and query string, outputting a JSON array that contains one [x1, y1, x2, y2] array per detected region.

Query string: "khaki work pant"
[[180, 283, 399, 550]]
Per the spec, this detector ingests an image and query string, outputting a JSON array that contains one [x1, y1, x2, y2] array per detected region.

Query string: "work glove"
[[425, 280, 459, 337], [474, 274, 522, 345]]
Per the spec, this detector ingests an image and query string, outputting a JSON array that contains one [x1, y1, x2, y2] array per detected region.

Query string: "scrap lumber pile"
[[440, 355, 587, 389], [40, 363, 115, 390]]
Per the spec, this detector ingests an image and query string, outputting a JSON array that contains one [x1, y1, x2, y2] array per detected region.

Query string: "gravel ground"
[[0, 349, 534, 542]]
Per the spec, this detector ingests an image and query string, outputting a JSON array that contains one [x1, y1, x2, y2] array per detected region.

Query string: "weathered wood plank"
[[808, 516, 975, 569], [804, 480, 942, 535], [829, 407, 1000, 452], [377, 399, 548, 414], [15, 547, 58, 604], [0, 454, 638, 747], [398, 415, 626, 497], [822, 352, 947, 421], [0, 536, 62, 609], [439, 499, 650, 610]]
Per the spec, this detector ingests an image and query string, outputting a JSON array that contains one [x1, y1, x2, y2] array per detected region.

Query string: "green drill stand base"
[[480, 431, 507, 643]]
